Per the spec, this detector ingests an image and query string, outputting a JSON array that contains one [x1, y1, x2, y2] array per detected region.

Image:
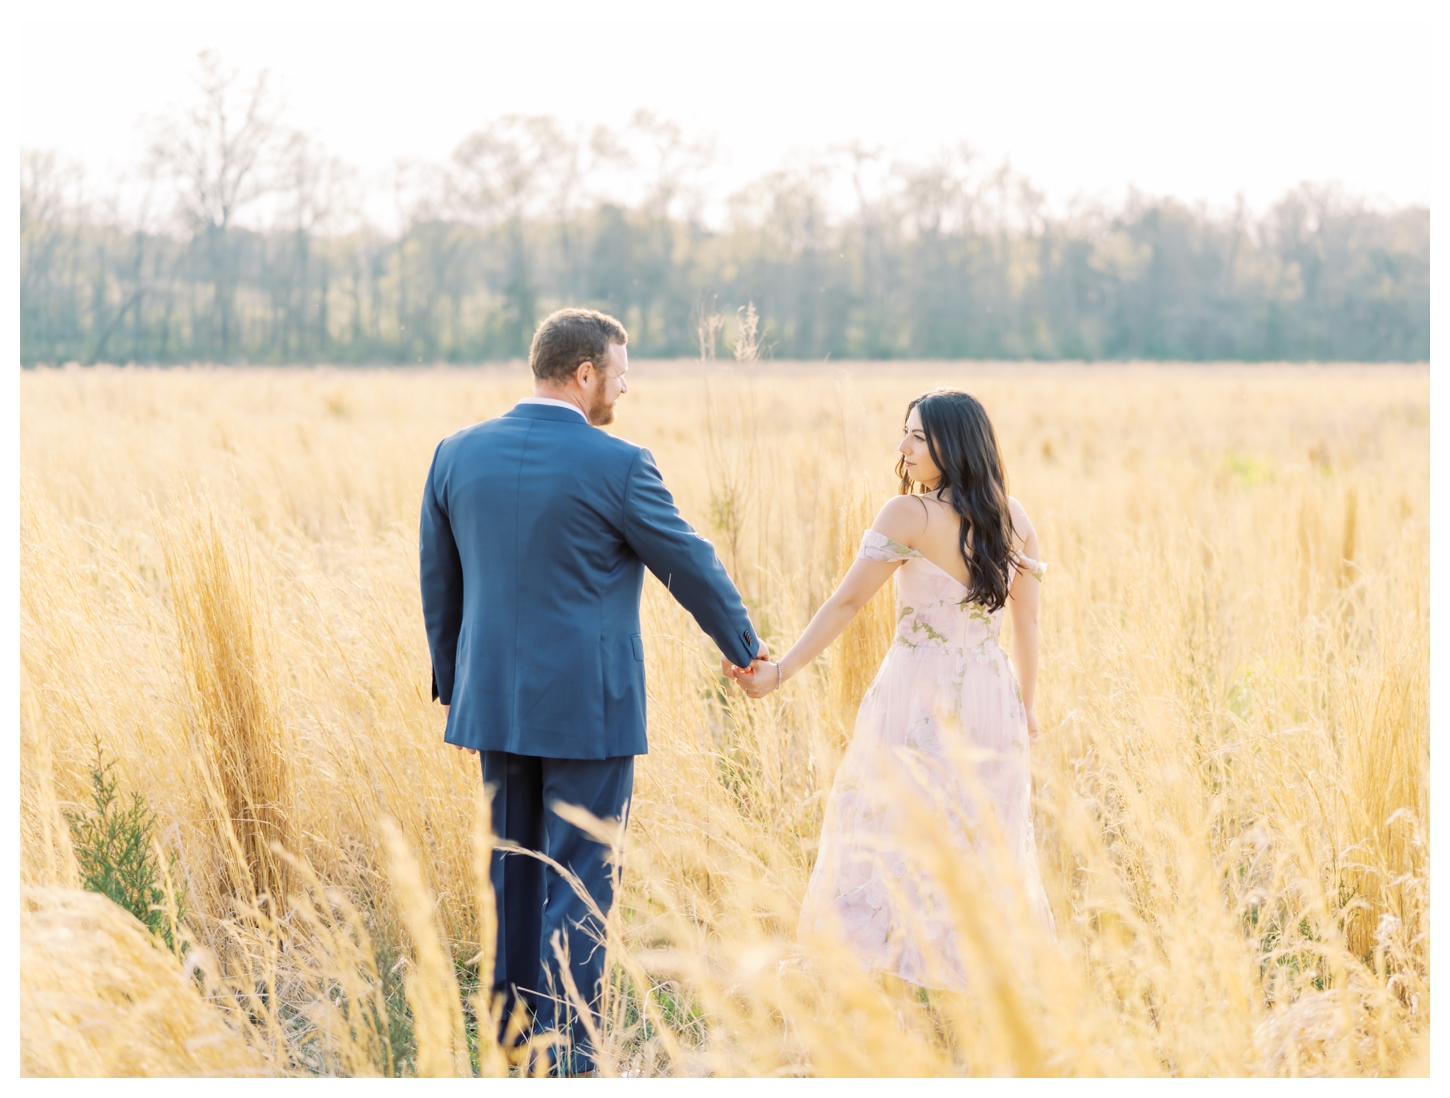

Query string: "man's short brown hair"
[[529, 308, 628, 384]]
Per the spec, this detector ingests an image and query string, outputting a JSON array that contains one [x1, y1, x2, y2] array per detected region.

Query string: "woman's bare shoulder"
[[872, 494, 930, 545]]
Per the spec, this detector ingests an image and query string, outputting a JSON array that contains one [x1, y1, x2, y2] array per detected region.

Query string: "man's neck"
[[533, 385, 589, 418]]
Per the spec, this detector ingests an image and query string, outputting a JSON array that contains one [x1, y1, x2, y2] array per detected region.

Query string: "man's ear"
[[574, 360, 594, 387]]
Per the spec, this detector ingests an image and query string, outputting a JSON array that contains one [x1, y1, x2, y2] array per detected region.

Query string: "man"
[[419, 308, 764, 1075]]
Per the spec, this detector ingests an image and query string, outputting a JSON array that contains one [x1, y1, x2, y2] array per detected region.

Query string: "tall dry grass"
[[19, 360, 1428, 1076]]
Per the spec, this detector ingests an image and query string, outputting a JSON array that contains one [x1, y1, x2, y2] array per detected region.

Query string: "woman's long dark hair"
[[895, 389, 1017, 611]]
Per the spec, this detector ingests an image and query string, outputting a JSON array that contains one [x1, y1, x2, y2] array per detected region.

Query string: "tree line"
[[20, 54, 1429, 366]]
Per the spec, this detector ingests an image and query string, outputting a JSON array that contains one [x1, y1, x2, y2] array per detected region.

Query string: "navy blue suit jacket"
[[420, 403, 760, 759]]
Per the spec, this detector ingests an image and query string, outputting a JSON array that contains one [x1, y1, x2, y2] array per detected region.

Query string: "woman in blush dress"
[[728, 389, 1054, 990]]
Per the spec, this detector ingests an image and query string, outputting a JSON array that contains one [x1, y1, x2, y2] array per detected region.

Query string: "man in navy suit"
[[419, 308, 764, 1075]]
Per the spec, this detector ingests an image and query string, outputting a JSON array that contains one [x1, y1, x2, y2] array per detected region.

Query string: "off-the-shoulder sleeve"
[[859, 529, 921, 563], [1015, 555, 1048, 582]]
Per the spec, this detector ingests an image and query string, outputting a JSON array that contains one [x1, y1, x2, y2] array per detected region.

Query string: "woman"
[[730, 388, 1054, 989]]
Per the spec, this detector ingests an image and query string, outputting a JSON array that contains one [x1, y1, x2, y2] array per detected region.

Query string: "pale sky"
[[14, 0, 1439, 226]]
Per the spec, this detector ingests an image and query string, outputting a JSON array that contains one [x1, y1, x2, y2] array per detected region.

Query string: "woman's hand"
[[721, 656, 780, 698], [736, 661, 780, 699], [1025, 707, 1039, 742]]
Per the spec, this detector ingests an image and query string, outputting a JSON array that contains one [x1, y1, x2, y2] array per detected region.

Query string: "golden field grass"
[[19, 360, 1429, 1077]]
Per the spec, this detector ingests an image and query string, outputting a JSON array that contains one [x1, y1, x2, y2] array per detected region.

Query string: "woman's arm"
[[734, 496, 923, 699], [1006, 497, 1042, 739]]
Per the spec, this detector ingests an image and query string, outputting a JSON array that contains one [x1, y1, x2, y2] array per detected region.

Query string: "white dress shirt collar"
[[516, 396, 588, 421]]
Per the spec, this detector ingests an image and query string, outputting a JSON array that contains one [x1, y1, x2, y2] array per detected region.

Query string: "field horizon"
[[22, 358, 1430, 374]]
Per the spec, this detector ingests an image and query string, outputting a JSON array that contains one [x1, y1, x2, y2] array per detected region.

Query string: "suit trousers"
[[481, 750, 634, 1075]]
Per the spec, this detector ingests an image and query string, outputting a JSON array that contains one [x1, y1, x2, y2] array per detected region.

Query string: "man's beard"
[[587, 390, 616, 426]]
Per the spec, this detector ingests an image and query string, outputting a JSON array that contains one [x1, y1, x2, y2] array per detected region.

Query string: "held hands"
[[735, 661, 780, 699], [720, 640, 781, 700]]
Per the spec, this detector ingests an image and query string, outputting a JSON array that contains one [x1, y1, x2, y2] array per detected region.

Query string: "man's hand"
[[720, 656, 779, 699], [720, 639, 770, 684], [719, 658, 765, 682], [442, 703, 479, 756]]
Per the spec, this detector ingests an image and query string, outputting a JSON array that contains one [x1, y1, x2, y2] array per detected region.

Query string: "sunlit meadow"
[[19, 358, 1428, 1076]]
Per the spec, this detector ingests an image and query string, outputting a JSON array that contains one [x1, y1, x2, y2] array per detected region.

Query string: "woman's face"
[[899, 406, 942, 489]]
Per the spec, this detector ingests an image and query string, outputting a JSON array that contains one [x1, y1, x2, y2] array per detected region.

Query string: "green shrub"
[[65, 742, 186, 951]]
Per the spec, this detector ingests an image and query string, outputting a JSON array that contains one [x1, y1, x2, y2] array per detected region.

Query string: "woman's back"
[[887, 490, 1032, 591]]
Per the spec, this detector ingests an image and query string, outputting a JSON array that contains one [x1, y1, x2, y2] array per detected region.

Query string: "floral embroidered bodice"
[[858, 530, 1047, 659]]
